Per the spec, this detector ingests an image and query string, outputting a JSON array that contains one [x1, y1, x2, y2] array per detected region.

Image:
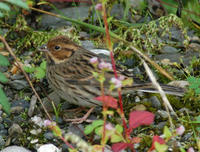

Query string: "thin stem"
[[0, 36, 52, 120], [102, 3, 128, 136], [60, 136, 75, 149]]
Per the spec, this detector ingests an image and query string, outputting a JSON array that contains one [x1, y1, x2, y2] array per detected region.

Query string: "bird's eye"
[[54, 45, 61, 50]]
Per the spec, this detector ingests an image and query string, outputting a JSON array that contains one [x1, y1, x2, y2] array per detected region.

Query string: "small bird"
[[39, 36, 184, 108]]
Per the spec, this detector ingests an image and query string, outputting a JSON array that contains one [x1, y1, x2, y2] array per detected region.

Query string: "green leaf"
[[179, 147, 186, 152], [195, 88, 200, 94], [40, 60, 46, 70], [110, 124, 124, 143], [115, 124, 123, 133], [52, 125, 62, 137], [35, 67, 45, 79], [92, 71, 99, 78], [0, 11, 4, 17], [23, 66, 35, 73], [0, 54, 9, 66], [84, 125, 94, 135], [187, 76, 196, 83], [6, 0, 29, 10], [0, 72, 8, 83], [0, 87, 10, 114], [163, 126, 172, 140], [110, 133, 123, 143], [189, 83, 199, 89], [92, 120, 104, 128], [95, 126, 103, 136], [0, 2, 10, 11], [155, 142, 168, 152]]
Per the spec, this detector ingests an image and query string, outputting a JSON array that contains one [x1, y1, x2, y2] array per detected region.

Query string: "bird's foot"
[[63, 107, 94, 124]]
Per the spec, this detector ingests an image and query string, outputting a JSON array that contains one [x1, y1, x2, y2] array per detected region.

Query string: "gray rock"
[[0, 124, 7, 136], [40, 6, 90, 29], [181, 132, 192, 142], [0, 136, 5, 147], [8, 123, 23, 136], [130, 0, 145, 9], [137, 91, 145, 97], [135, 96, 141, 102], [156, 121, 167, 130], [0, 146, 31, 152], [9, 80, 28, 90], [149, 96, 161, 109], [11, 100, 30, 114], [157, 110, 168, 119], [30, 129, 42, 135], [28, 95, 37, 117], [10, 74, 24, 80], [44, 132, 54, 140], [162, 46, 180, 54], [68, 124, 84, 138], [42, 91, 62, 112], [110, 4, 124, 19], [81, 40, 95, 50], [0, 67, 8, 73], [52, 115, 63, 124]]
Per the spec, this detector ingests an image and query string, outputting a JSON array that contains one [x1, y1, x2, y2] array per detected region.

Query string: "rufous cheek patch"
[[52, 50, 74, 60]]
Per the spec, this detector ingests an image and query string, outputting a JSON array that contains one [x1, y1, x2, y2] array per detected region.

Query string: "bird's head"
[[39, 36, 79, 64]]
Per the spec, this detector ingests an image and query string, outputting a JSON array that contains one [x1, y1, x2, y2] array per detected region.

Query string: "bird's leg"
[[63, 107, 95, 124]]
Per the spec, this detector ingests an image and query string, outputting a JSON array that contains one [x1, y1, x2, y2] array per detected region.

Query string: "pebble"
[[30, 139, 39, 144], [132, 104, 146, 111], [157, 110, 169, 119], [0, 124, 7, 136], [30, 129, 42, 135], [0, 136, 5, 147], [0, 146, 31, 152], [40, 6, 90, 29], [156, 121, 167, 130], [11, 100, 30, 114], [81, 40, 95, 50], [68, 124, 85, 138], [28, 95, 37, 117], [9, 80, 28, 90], [31, 116, 44, 128], [37, 144, 61, 152], [10, 74, 24, 80], [135, 96, 141, 102], [8, 123, 23, 136], [149, 96, 161, 109], [162, 46, 180, 54], [43, 132, 54, 140]]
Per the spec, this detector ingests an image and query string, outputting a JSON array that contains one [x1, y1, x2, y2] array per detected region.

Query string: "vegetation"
[[0, 0, 200, 151]]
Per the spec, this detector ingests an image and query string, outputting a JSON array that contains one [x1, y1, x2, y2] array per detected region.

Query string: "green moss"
[[114, 14, 189, 57], [4, 15, 80, 53]]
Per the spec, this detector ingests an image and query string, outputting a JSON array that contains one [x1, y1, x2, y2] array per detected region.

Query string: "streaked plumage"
[[40, 36, 184, 107]]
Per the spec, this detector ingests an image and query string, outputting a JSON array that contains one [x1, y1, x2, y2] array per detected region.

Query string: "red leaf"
[[94, 96, 118, 109], [129, 111, 154, 130], [149, 135, 165, 151], [112, 143, 133, 152]]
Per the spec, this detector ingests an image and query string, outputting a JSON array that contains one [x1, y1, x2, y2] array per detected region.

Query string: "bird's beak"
[[38, 44, 49, 52]]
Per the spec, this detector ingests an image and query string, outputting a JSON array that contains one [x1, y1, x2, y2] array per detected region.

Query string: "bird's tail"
[[123, 82, 185, 96]]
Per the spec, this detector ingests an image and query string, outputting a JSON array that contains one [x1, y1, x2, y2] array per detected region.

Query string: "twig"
[[0, 36, 52, 121], [142, 59, 177, 128]]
